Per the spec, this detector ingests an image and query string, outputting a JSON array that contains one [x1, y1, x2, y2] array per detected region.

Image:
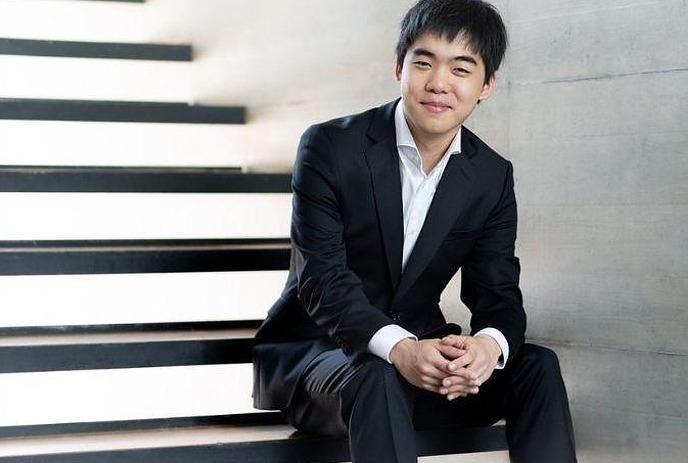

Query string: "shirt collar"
[[394, 99, 462, 158]]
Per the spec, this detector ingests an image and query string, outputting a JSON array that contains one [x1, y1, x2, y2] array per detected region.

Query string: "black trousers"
[[284, 343, 578, 463]]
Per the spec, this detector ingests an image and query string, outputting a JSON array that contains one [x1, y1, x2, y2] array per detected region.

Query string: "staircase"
[[0, 0, 507, 460]]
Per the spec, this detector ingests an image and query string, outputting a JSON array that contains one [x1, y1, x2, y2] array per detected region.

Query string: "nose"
[[425, 68, 449, 94]]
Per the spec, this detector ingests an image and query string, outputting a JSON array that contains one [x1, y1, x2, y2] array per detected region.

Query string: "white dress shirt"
[[367, 100, 509, 369]]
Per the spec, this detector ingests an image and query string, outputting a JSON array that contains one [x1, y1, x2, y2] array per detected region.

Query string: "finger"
[[440, 373, 479, 388], [474, 367, 495, 385], [447, 392, 468, 400], [439, 382, 476, 395], [469, 367, 486, 381], [446, 384, 480, 395], [441, 335, 469, 347], [420, 375, 442, 387], [439, 382, 473, 395], [421, 383, 439, 393], [446, 366, 480, 383], [427, 348, 460, 373], [437, 343, 465, 354], [428, 354, 453, 374], [419, 362, 448, 381], [447, 352, 475, 372], [464, 356, 491, 379], [436, 344, 466, 360]]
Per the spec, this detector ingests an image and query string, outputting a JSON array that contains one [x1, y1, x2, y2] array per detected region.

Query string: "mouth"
[[420, 101, 452, 113]]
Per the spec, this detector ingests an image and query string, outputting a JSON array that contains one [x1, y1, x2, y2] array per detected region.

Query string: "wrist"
[[476, 335, 502, 364], [389, 337, 416, 365]]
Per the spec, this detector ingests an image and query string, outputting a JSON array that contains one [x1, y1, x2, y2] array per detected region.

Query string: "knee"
[[520, 344, 562, 378], [354, 355, 400, 388], [341, 355, 402, 401]]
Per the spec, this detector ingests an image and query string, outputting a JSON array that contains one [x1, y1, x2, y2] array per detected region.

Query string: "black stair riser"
[[0, 98, 245, 124], [0, 320, 263, 336], [0, 413, 286, 439], [0, 38, 190, 61], [0, 338, 254, 373], [0, 240, 291, 275], [0, 167, 291, 193]]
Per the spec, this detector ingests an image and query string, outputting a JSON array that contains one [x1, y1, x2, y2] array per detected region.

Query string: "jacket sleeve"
[[290, 124, 393, 355], [460, 160, 527, 361]]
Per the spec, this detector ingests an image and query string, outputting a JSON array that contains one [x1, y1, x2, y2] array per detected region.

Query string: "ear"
[[478, 73, 496, 102], [395, 62, 402, 82]]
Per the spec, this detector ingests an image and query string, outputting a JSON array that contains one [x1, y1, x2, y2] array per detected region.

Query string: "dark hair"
[[396, 0, 508, 84]]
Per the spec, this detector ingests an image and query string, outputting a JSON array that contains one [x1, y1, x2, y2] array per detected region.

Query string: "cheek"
[[453, 84, 479, 102], [464, 81, 488, 101], [402, 78, 423, 98]]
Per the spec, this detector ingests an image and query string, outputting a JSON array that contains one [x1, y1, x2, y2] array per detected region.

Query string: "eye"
[[454, 68, 470, 75], [413, 61, 430, 68]]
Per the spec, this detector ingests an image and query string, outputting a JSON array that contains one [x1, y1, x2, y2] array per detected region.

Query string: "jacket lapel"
[[363, 99, 479, 304], [391, 129, 478, 307], [363, 99, 404, 291]]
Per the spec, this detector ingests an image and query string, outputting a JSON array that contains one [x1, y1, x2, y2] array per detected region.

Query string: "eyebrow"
[[411, 48, 477, 65]]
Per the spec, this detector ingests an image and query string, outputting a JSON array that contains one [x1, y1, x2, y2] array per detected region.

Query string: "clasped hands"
[[389, 334, 501, 400]]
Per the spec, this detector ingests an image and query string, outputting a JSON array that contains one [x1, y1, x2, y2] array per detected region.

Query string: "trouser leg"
[[503, 343, 578, 463], [285, 349, 417, 463], [412, 342, 578, 463], [286, 342, 578, 463]]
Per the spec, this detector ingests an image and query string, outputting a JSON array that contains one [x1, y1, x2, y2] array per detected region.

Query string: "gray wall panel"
[[510, 0, 688, 83], [510, 133, 688, 206], [519, 205, 687, 276], [465, 2, 688, 460], [546, 342, 688, 462], [522, 271, 688, 355], [509, 72, 688, 140], [510, 0, 684, 23]]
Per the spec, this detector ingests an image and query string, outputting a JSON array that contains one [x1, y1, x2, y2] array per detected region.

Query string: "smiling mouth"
[[420, 102, 452, 113]]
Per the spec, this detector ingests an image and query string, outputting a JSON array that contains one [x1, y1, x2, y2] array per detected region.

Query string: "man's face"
[[396, 32, 495, 140]]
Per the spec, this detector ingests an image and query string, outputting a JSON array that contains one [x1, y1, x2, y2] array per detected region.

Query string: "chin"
[[420, 120, 459, 136], [415, 113, 459, 133], [406, 105, 460, 136]]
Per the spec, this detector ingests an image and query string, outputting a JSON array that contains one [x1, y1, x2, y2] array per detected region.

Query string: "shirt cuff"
[[368, 324, 417, 363], [474, 328, 509, 369]]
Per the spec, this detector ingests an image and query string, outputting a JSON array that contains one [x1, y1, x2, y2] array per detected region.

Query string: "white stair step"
[[0, 192, 291, 240], [0, 421, 508, 460], [0, 1, 177, 43], [0, 56, 192, 102], [0, 271, 285, 327], [0, 364, 256, 427], [0, 121, 246, 167], [0, 423, 293, 457]]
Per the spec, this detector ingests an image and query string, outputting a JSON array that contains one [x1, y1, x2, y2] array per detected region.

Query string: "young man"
[[253, 1, 578, 461]]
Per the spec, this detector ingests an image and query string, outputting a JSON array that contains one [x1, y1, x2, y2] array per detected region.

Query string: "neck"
[[407, 124, 458, 174]]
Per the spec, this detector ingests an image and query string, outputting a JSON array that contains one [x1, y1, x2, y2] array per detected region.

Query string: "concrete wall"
[[444, 1, 688, 461], [1, 0, 686, 461]]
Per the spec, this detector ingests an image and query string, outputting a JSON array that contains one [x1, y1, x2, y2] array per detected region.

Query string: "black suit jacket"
[[252, 99, 526, 410]]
